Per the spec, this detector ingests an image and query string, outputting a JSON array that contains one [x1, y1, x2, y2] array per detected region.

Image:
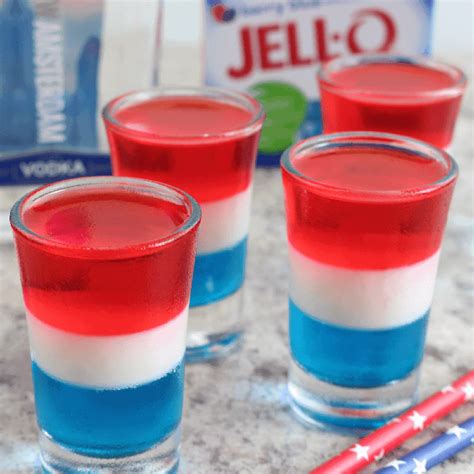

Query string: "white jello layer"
[[27, 308, 187, 389], [197, 186, 252, 254], [289, 245, 440, 329]]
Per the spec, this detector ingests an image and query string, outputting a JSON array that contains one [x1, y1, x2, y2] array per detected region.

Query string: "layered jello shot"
[[319, 55, 466, 149], [281, 132, 458, 431], [10, 177, 200, 472], [103, 88, 264, 361]]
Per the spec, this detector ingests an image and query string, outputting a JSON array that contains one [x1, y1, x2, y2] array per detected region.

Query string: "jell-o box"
[[203, 0, 435, 166]]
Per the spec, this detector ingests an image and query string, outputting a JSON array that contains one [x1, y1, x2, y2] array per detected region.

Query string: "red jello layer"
[[107, 96, 261, 202], [23, 188, 189, 249], [15, 186, 197, 335], [327, 63, 457, 94], [282, 146, 455, 269], [320, 62, 464, 148]]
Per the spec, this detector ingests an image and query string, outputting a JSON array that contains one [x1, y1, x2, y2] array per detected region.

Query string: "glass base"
[[186, 288, 243, 362], [39, 426, 180, 473], [288, 358, 419, 434]]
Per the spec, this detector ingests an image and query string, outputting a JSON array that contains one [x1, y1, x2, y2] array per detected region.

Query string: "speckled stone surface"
[[0, 51, 473, 472]]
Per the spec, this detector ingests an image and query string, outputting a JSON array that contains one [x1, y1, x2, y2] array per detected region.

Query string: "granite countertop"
[[0, 49, 473, 472]]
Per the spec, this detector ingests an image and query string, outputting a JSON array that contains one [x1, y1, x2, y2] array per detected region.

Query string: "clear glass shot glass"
[[103, 87, 265, 361], [281, 132, 458, 431], [10, 176, 200, 472], [318, 54, 467, 150]]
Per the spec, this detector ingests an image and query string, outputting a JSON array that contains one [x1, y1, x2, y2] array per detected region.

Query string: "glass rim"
[[102, 86, 265, 141], [318, 53, 467, 99], [10, 176, 201, 258], [281, 131, 458, 201]]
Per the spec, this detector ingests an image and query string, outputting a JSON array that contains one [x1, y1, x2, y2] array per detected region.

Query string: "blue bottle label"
[[0, 0, 161, 184]]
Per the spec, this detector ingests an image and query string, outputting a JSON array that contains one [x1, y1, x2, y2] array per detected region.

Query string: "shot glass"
[[10, 177, 200, 472], [281, 132, 458, 431], [318, 54, 467, 149], [103, 87, 264, 361]]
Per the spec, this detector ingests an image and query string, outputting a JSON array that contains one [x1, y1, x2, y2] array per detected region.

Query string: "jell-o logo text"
[[228, 9, 396, 79]]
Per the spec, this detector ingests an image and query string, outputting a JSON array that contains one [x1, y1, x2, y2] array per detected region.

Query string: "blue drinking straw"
[[375, 417, 474, 473]]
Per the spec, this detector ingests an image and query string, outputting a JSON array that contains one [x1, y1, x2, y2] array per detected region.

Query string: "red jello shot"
[[103, 88, 264, 362], [10, 177, 200, 473], [318, 55, 467, 149], [282, 132, 458, 431]]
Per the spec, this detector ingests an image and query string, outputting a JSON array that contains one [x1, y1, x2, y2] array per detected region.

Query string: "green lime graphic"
[[249, 82, 307, 154]]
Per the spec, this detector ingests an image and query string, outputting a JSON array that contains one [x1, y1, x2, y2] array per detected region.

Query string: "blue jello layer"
[[289, 301, 428, 388], [32, 361, 184, 458], [190, 238, 247, 307]]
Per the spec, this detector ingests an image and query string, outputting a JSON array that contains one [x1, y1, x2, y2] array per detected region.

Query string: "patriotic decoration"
[[310, 371, 474, 473], [375, 417, 474, 473]]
